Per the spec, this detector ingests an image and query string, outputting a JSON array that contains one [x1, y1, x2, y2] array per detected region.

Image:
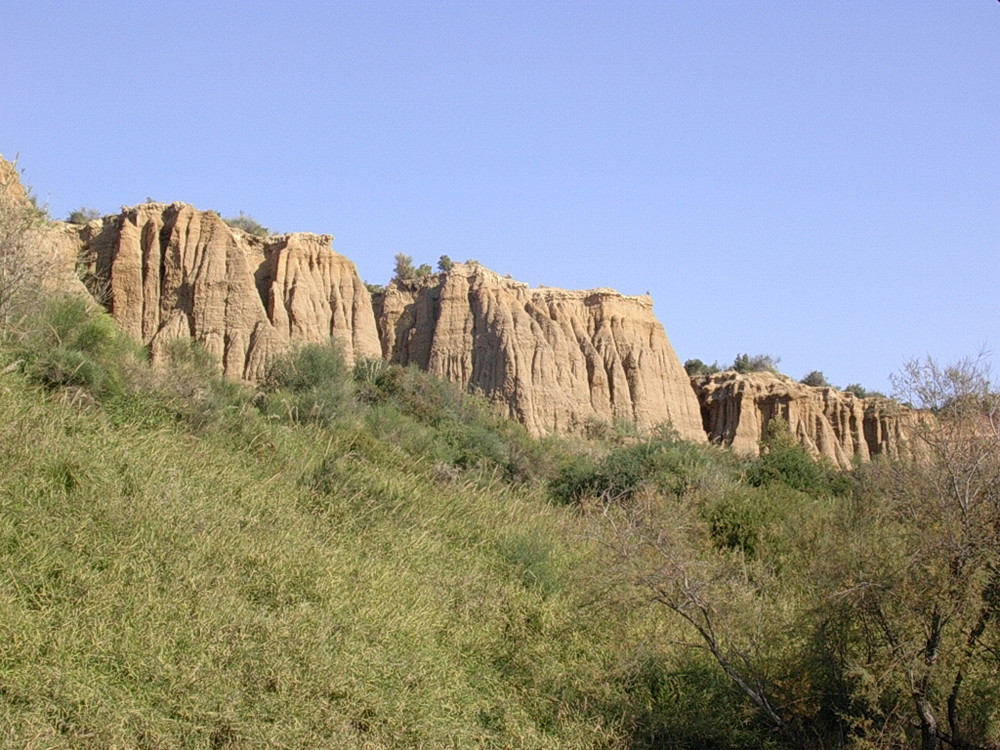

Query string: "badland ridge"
[[1, 155, 914, 464]]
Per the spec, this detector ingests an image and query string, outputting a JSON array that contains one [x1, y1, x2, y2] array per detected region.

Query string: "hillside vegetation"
[[0, 166, 998, 748], [0, 295, 996, 750]]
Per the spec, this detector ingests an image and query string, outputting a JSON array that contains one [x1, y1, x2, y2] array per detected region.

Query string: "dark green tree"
[[800, 370, 830, 387], [732, 353, 780, 374]]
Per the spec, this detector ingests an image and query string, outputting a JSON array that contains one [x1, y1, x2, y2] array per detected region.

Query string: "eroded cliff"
[[0, 155, 89, 303], [76, 202, 380, 380], [693, 371, 921, 468], [374, 263, 706, 440], [0, 155, 924, 458]]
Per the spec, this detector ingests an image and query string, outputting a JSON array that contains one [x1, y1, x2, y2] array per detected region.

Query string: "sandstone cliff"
[[0, 155, 89, 303], [374, 263, 706, 440], [0, 157, 24, 203], [76, 202, 380, 380], [0, 155, 923, 460], [693, 371, 920, 468]]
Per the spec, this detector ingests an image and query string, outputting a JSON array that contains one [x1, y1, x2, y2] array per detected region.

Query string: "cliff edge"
[[76, 202, 381, 380], [693, 370, 922, 468], [374, 263, 706, 440]]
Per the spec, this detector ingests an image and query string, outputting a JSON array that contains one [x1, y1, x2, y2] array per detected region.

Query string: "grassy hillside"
[[0, 296, 997, 749]]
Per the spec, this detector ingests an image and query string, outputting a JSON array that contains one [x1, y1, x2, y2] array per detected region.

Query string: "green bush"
[[223, 211, 269, 236], [550, 436, 730, 504], [353, 361, 559, 483], [16, 295, 144, 400], [392, 253, 433, 282], [65, 207, 102, 224], [684, 358, 720, 377], [799, 370, 830, 387], [702, 484, 813, 562], [743, 419, 844, 496], [126, 338, 251, 433], [732, 353, 780, 374], [259, 343, 353, 426]]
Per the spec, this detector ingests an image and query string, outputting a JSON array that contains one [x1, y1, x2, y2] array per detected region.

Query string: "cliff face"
[[0, 155, 89, 302], [375, 263, 706, 440], [0, 157, 25, 203], [77, 202, 380, 380], [693, 371, 920, 468]]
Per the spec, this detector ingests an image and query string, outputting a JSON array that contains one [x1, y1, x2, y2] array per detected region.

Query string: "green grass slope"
[[2, 297, 997, 750], [0, 298, 714, 749]]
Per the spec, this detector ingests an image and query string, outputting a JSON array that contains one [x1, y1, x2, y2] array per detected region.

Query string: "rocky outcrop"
[[693, 371, 920, 468], [1, 155, 927, 459], [77, 202, 380, 380], [0, 157, 25, 203], [374, 263, 706, 440], [0, 155, 89, 302]]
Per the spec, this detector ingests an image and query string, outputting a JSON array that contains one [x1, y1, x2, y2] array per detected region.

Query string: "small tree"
[[437, 254, 454, 272], [65, 207, 102, 224], [599, 500, 810, 749], [684, 358, 720, 377], [817, 356, 1000, 749], [843, 383, 868, 398], [732, 353, 780, 374], [393, 253, 417, 281], [799, 370, 830, 388], [393, 254, 433, 281], [223, 211, 269, 237]]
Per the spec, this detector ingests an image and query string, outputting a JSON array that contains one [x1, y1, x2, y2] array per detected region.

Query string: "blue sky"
[[3, 1, 997, 393]]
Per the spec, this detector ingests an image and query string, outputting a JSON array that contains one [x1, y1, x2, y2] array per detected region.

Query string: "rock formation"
[[0, 157, 24, 203], [76, 202, 380, 380], [0, 155, 89, 304], [693, 370, 920, 468], [0, 155, 924, 458], [374, 263, 706, 440]]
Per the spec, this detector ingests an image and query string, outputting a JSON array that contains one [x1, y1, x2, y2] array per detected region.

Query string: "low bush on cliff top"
[[223, 210, 269, 236]]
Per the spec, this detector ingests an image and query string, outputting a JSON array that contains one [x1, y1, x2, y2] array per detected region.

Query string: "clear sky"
[[3, 1, 997, 394]]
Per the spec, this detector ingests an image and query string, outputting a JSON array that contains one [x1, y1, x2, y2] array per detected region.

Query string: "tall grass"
[[2, 302, 734, 748], [2, 299, 936, 748]]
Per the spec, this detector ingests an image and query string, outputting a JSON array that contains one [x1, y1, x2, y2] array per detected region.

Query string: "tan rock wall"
[[375, 263, 706, 440], [78, 202, 380, 380], [693, 371, 919, 468], [0, 154, 89, 303]]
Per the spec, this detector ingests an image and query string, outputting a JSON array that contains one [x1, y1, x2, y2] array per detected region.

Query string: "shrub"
[[259, 343, 353, 426], [843, 383, 867, 398], [223, 211, 269, 236], [703, 485, 810, 561], [65, 207, 102, 224], [1, 168, 53, 324], [799, 370, 830, 387], [131, 338, 251, 433], [16, 295, 144, 400], [743, 419, 841, 495], [393, 253, 417, 280], [731, 353, 780, 374], [392, 253, 433, 282], [684, 358, 720, 377], [437, 254, 454, 272], [551, 436, 729, 503]]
